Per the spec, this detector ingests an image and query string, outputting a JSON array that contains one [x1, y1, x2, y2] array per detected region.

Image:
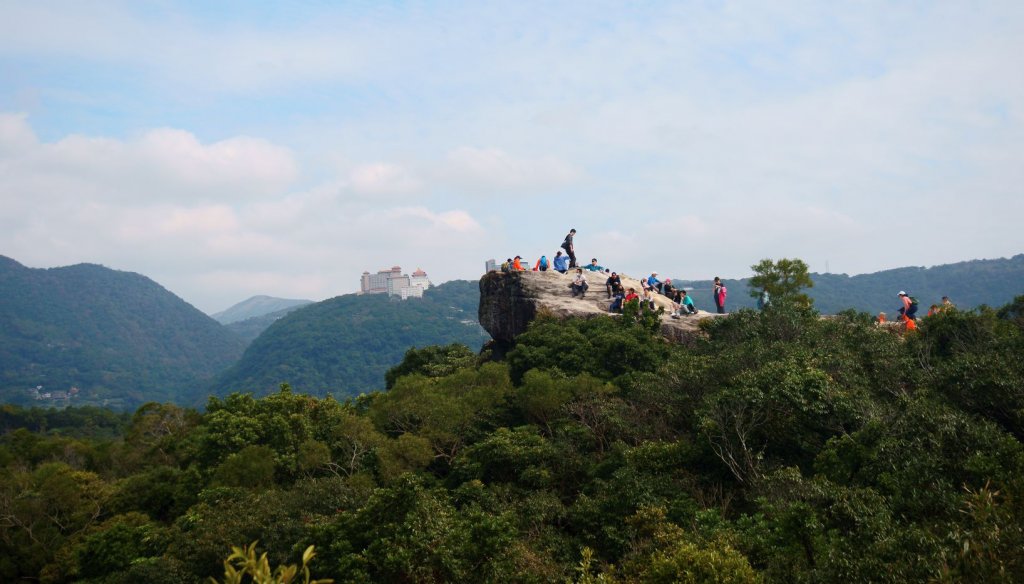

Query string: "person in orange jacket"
[[900, 314, 917, 333], [512, 256, 526, 271]]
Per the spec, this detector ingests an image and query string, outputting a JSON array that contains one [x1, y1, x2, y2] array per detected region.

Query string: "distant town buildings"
[[28, 385, 79, 404], [485, 259, 498, 273], [360, 266, 431, 299]]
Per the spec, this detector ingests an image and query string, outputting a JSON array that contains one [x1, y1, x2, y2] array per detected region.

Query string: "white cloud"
[[1, 120, 297, 209], [0, 116, 490, 311], [2, 3, 1023, 308], [437, 146, 581, 194], [349, 163, 422, 197], [0, 113, 36, 154]]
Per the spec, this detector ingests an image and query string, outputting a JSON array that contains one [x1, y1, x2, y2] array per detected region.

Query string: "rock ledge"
[[478, 270, 723, 345]]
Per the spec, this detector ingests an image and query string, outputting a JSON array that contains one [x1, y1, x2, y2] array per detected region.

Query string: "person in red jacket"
[[512, 256, 526, 271], [624, 288, 639, 307]]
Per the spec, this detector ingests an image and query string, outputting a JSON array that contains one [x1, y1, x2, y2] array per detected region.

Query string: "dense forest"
[[3, 294, 1023, 583], [0, 256, 245, 410], [211, 280, 490, 399]]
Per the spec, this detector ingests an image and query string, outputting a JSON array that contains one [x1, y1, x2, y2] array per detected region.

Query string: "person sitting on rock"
[[534, 255, 549, 272], [553, 251, 569, 274], [512, 255, 527, 271], [661, 278, 676, 298], [584, 258, 604, 272], [605, 272, 623, 298], [608, 290, 625, 313], [645, 272, 662, 294], [671, 289, 697, 317], [624, 287, 639, 308], [641, 287, 656, 310], [570, 268, 589, 298]]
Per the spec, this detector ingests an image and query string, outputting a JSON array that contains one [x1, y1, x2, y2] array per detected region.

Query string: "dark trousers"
[[716, 301, 725, 314], [568, 250, 577, 268]]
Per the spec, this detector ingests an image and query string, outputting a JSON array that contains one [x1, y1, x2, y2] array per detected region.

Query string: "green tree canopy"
[[748, 257, 815, 307]]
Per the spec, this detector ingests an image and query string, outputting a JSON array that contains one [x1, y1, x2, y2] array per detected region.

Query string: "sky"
[[1, 1, 1022, 313]]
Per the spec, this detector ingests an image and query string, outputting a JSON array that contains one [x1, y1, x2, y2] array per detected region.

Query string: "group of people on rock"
[[502, 235, 957, 334], [877, 293, 955, 332], [503, 228, 733, 318]]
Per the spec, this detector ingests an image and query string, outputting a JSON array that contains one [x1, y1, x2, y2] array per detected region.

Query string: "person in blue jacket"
[[553, 251, 569, 274], [646, 272, 663, 294], [584, 258, 604, 272]]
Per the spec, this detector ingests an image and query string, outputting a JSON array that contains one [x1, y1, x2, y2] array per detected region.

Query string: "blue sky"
[[1, 1, 1022, 312]]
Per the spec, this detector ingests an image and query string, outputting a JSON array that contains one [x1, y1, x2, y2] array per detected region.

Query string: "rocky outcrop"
[[479, 270, 722, 345]]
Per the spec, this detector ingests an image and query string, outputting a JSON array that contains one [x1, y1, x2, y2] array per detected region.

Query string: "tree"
[[748, 258, 814, 307]]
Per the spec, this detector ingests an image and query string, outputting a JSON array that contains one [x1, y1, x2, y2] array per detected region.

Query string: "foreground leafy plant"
[[211, 541, 332, 584]]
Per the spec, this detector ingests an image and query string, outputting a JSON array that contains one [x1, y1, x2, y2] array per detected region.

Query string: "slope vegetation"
[[212, 280, 490, 398], [0, 256, 245, 409]]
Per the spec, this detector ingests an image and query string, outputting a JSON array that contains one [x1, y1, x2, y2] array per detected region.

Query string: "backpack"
[[500, 261, 510, 273], [540, 257, 548, 268], [909, 296, 919, 306]]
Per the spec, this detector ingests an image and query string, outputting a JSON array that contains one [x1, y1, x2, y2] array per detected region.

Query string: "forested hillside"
[[212, 280, 490, 398], [672, 253, 1024, 314], [0, 256, 246, 410], [3, 297, 1023, 582]]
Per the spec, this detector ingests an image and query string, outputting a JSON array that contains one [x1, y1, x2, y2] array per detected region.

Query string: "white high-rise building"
[[360, 266, 432, 299]]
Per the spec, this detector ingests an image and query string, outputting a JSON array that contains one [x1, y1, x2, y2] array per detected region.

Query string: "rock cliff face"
[[479, 270, 722, 345]]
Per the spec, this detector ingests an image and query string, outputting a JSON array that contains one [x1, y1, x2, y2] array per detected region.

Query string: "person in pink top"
[[713, 277, 727, 314]]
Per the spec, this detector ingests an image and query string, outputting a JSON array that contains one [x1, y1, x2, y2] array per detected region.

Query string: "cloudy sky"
[[2, 2, 1022, 313]]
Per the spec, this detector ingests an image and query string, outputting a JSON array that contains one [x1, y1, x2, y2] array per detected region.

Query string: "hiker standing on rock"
[[561, 229, 577, 269], [713, 277, 727, 314]]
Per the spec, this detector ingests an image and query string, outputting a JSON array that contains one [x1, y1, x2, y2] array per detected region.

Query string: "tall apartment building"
[[485, 259, 498, 273]]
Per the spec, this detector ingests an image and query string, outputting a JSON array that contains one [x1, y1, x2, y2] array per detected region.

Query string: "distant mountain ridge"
[[212, 295, 313, 324], [0, 256, 245, 409], [224, 306, 310, 344], [671, 253, 1024, 314]]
